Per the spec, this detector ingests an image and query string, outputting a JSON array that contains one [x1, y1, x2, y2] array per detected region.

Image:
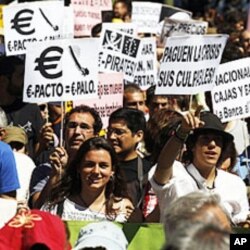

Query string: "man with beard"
[[29, 105, 103, 208]]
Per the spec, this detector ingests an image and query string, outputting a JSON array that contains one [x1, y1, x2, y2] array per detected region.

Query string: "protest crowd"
[[1, 0, 250, 249]]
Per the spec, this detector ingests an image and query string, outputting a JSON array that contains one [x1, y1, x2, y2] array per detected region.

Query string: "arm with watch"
[[153, 107, 204, 186]]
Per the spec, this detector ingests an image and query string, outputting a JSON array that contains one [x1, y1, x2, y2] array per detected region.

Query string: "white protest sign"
[[156, 35, 228, 95], [74, 72, 123, 128], [62, 38, 99, 101], [102, 22, 138, 36], [157, 4, 192, 37], [211, 58, 250, 122], [62, 6, 74, 39], [3, 1, 70, 56], [98, 28, 141, 83], [131, 1, 162, 34], [160, 18, 208, 45], [72, 0, 111, 37], [24, 40, 63, 103], [24, 38, 99, 103], [134, 37, 157, 90]]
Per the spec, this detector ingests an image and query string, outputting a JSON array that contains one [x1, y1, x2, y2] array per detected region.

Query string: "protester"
[[73, 221, 128, 250], [163, 221, 230, 250], [240, 29, 250, 56], [0, 140, 20, 227], [150, 109, 249, 224], [0, 56, 44, 159], [42, 137, 133, 222], [107, 108, 152, 221], [123, 83, 148, 116], [146, 86, 170, 118], [163, 191, 232, 240], [29, 105, 103, 208], [2, 126, 36, 204], [113, 0, 132, 22]]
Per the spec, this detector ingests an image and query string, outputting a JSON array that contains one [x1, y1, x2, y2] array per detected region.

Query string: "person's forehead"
[[68, 112, 94, 123], [109, 118, 128, 128], [125, 91, 144, 101], [153, 95, 168, 102]]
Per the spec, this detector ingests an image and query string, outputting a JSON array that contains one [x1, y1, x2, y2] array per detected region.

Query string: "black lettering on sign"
[[11, 9, 35, 35], [34, 46, 63, 79]]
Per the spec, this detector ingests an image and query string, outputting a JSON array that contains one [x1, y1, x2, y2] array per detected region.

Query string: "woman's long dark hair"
[[48, 137, 129, 218]]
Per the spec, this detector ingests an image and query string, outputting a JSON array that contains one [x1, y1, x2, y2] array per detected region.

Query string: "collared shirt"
[[149, 162, 249, 224]]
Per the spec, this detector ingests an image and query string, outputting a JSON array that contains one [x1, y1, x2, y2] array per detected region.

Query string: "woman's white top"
[[42, 198, 128, 222]]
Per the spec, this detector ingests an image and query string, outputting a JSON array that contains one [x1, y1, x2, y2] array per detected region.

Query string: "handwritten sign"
[[131, 1, 162, 34], [74, 73, 123, 128], [72, 0, 112, 37]]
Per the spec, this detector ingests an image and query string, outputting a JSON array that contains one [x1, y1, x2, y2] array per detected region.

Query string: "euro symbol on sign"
[[34, 46, 63, 79], [11, 9, 35, 35]]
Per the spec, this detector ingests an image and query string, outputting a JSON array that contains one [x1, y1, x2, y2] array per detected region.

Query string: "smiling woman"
[[41, 137, 134, 222]]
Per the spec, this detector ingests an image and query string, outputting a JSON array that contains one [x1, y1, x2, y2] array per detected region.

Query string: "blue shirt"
[[0, 141, 20, 194]]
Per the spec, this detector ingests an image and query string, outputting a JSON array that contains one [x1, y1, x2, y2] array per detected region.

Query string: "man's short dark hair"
[[109, 107, 146, 133]]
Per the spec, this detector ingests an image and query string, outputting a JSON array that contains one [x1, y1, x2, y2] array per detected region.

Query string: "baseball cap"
[[3, 126, 28, 145], [0, 209, 70, 250], [73, 221, 128, 250]]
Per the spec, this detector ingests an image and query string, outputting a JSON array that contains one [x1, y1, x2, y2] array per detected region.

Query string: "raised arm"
[[153, 107, 204, 185]]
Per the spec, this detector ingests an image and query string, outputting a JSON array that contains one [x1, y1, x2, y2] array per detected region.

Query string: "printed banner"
[[98, 28, 141, 83], [74, 72, 123, 128], [156, 35, 228, 95], [72, 0, 112, 37], [211, 58, 250, 122], [23, 38, 99, 103], [3, 1, 73, 56], [134, 37, 157, 90]]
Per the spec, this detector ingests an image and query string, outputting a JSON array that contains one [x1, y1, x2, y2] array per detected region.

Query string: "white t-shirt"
[[42, 198, 128, 223], [13, 152, 36, 203], [149, 161, 249, 224]]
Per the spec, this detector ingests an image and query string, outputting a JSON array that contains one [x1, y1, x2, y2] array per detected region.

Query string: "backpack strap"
[[136, 156, 148, 208]]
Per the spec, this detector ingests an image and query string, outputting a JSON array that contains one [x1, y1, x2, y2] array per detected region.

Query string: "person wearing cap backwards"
[[149, 107, 250, 225]]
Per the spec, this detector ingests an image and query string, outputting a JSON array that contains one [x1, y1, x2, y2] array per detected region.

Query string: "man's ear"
[[135, 130, 144, 143]]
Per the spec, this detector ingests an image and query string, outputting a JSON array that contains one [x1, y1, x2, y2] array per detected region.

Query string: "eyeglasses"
[[67, 121, 94, 133], [107, 127, 128, 136]]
